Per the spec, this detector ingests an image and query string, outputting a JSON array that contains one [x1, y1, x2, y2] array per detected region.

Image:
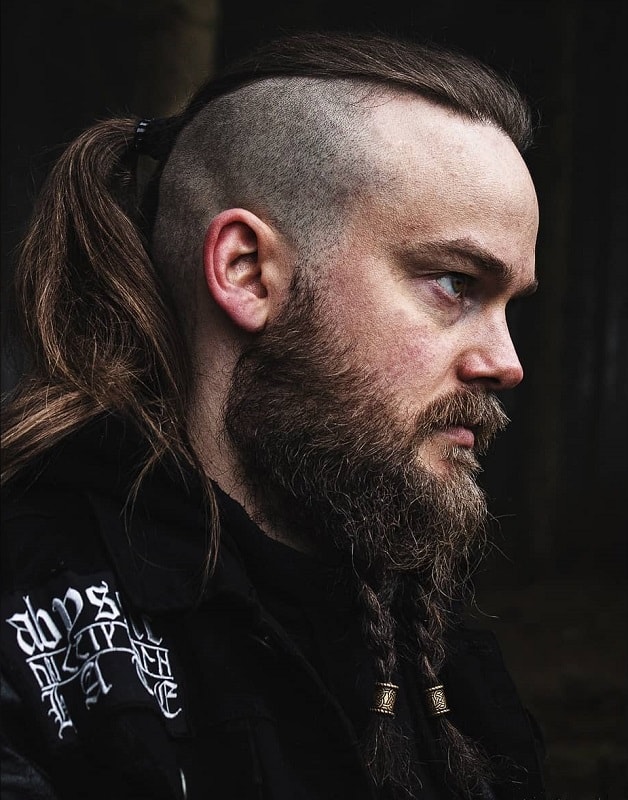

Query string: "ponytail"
[[1, 118, 218, 563]]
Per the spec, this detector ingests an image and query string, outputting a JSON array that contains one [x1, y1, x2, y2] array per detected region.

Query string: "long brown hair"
[[1, 120, 200, 490]]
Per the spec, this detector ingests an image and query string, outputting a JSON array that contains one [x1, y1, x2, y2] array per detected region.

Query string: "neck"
[[189, 384, 317, 555]]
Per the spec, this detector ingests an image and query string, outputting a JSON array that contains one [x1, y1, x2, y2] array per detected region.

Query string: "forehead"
[[364, 93, 535, 196], [348, 94, 539, 278]]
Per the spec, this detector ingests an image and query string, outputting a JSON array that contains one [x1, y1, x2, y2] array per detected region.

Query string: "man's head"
[[149, 36, 538, 576]]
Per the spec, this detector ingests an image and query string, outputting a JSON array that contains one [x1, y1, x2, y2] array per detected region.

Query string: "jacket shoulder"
[[1, 483, 108, 594], [1, 483, 189, 798]]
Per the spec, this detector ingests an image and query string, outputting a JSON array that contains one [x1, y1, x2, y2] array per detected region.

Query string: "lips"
[[415, 390, 509, 454], [438, 425, 476, 448]]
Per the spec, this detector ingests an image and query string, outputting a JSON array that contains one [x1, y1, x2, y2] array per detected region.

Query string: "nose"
[[457, 315, 524, 391]]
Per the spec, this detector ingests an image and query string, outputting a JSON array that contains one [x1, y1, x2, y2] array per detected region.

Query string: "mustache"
[[413, 389, 510, 453]]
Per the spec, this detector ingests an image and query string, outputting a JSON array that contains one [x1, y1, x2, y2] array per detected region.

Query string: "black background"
[[2, 1, 627, 796]]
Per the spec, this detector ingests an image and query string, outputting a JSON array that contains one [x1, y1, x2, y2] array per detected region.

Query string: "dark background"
[[2, 1, 627, 797]]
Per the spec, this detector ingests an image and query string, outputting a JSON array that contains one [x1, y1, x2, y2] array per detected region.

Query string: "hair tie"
[[132, 117, 176, 162], [133, 118, 153, 153]]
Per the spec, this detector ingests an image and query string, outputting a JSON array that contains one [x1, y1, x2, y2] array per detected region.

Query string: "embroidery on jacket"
[[5, 579, 182, 738]]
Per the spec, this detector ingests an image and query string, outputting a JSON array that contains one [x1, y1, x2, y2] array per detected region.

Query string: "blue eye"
[[436, 273, 468, 299]]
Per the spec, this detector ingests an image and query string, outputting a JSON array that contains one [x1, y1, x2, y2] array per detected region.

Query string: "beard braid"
[[224, 274, 509, 796]]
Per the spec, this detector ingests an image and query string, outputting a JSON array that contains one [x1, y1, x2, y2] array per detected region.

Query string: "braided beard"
[[224, 274, 508, 596], [225, 274, 508, 796]]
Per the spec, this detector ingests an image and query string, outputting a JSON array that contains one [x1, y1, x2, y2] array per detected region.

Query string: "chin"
[[419, 443, 480, 478]]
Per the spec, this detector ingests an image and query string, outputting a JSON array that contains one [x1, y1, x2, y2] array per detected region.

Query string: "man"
[[1, 32, 545, 800]]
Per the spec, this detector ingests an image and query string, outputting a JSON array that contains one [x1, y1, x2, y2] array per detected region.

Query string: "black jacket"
[[1, 419, 546, 799]]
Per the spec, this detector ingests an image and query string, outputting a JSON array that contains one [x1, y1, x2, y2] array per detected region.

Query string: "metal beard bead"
[[370, 682, 399, 717], [424, 684, 450, 717]]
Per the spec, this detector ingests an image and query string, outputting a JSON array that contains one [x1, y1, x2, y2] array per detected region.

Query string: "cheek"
[[347, 305, 449, 394], [376, 332, 445, 391], [322, 267, 454, 395]]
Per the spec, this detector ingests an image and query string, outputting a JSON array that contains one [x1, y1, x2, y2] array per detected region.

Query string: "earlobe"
[[203, 209, 274, 333]]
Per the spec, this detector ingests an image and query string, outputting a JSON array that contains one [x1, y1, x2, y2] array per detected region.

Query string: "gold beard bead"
[[370, 682, 399, 716], [424, 684, 450, 717]]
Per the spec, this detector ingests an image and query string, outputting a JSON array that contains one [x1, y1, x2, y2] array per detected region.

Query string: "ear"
[[202, 208, 284, 333]]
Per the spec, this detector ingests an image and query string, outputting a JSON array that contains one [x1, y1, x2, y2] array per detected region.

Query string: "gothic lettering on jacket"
[[5, 579, 182, 738]]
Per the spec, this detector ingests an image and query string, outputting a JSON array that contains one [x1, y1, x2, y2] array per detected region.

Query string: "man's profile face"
[[225, 94, 538, 578], [315, 94, 539, 477]]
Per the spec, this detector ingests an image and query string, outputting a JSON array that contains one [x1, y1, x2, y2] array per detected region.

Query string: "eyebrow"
[[399, 237, 539, 298]]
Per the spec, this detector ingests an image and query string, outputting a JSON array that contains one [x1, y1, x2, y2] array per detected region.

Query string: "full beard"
[[224, 275, 508, 599]]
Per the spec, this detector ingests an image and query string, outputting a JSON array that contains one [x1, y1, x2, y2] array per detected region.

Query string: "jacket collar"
[[86, 486, 260, 617], [19, 415, 263, 618]]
